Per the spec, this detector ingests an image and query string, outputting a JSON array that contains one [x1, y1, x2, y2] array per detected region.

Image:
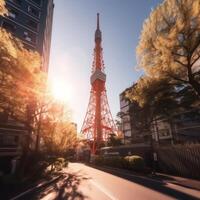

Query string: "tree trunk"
[[154, 118, 160, 145], [35, 116, 41, 152], [189, 78, 200, 97], [188, 64, 200, 97], [168, 115, 176, 144]]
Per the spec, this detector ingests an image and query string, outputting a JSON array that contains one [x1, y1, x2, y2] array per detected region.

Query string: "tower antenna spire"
[[97, 13, 100, 30]]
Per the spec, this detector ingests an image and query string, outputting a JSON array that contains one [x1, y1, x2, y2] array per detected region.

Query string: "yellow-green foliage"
[[125, 155, 145, 171], [137, 0, 200, 96], [0, 0, 7, 16], [0, 27, 43, 123], [93, 155, 145, 172]]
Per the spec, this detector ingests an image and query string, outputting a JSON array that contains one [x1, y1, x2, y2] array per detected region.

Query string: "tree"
[[0, 0, 77, 157], [0, 0, 7, 16], [0, 1, 44, 125], [137, 0, 200, 97], [0, 0, 47, 151], [40, 102, 78, 154], [107, 133, 122, 146], [115, 111, 124, 130], [127, 75, 199, 143], [127, 77, 181, 111], [0, 28, 42, 124]]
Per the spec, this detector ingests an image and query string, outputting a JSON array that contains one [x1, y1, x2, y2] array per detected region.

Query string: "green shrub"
[[94, 156, 124, 168], [47, 157, 68, 172], [122, 157, 130, 169], [57, 158, 65, 163], [93, 155, 145, 172], [54, 161, 62, 171], [63, 160, 68, 167], [55, 157, 68, 170], [104, 156, 124, 168], [93, 156, 104, 165], [125, 155, 145, 172]]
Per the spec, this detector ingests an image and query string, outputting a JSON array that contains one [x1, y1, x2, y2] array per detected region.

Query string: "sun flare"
[[50, 80, 72, 103]]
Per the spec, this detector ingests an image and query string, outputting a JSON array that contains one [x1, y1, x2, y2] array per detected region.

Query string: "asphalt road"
[[29, 163, 200, 200]]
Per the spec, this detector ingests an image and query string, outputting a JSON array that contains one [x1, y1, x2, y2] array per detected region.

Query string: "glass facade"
[[0, 0, 54, 72]]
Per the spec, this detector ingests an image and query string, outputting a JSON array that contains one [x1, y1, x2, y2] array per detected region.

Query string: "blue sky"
[[49, 0, 162, 131]]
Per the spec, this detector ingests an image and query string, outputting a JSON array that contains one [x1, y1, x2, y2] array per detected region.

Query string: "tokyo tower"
[[81, 13, 116, 153]]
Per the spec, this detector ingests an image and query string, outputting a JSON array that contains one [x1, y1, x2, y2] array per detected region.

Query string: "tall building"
[[0, 0, 54, 174], [0, 0, 54, 72], [119, 87, 149, 145], [120, 86, 200, 145], [151, 109, 200, 145], [119, 88, 132, 144]]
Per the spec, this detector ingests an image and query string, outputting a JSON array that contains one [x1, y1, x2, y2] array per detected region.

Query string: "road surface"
[[30, 163, 200, 200]]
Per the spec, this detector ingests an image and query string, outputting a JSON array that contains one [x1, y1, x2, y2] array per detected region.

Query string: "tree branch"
[[172, 51, 187, 57], [190, 36, 200, 55], [191, 53, 200, 67], [193, 71, 200, 77], [169, 74, 189, 84], [174, 59, 187, 67]]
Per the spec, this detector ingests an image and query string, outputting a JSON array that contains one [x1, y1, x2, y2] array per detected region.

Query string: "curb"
[[10, 174, 63, 200], [154, 173, 200, 191], [87, 164, 163, 183], [88, 164, 200, 191]]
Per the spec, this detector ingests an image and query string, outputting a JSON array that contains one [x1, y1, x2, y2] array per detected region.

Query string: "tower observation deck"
[[81, 13, 116, 153]]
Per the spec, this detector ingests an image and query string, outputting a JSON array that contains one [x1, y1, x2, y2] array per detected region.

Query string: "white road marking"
[[89, 179, 118, 200]]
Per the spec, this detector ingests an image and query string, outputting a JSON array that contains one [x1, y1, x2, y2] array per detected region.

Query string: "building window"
[[8, 0, 22, 6], [124, 123, 131, 130], [28, 6, 40, 18], [124, 130, 131, 137], [23, 31, 37, 43], [30, 0, 42, 6], [23, 43, 36, 51], [8, 9, 18, 19], [26, 19, 38, 31], [3, 135, 18, 146], [2, 21, 16, 33]]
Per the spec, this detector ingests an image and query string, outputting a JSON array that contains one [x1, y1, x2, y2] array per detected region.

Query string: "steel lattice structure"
[[81, 13, 116, 153]]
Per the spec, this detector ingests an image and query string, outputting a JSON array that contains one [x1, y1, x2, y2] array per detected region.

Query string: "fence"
[[155, 144, 200, 179]]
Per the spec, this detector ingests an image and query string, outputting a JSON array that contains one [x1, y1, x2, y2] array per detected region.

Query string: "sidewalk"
[[153, 173, 200, 191]]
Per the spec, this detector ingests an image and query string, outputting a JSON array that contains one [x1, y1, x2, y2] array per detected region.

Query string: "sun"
[[50, 80, 72, 103]]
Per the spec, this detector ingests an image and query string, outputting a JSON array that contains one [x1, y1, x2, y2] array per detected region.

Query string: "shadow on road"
[[88, 165, 199, 200], [154, 173, 200, 190], [30, 172, 89, 200], [55, 173, 89, 200]]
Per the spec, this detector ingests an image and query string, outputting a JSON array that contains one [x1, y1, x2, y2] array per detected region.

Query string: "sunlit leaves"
[[0, 0, 7, 16], [137, 0, 200, 96], [0, 0, 76, 154], [0, 27, 42, 122], [41, 103, 78, 154]]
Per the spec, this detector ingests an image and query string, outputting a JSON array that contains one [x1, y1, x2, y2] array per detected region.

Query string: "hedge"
[[93, 155, 145, 172]]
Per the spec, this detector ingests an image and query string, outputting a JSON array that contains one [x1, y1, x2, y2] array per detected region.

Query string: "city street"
[[1, 1, 200, 200], [27, 163, 200, 200]]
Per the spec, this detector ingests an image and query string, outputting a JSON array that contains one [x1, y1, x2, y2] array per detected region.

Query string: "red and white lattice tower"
[[81, 13, 116, 153]]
